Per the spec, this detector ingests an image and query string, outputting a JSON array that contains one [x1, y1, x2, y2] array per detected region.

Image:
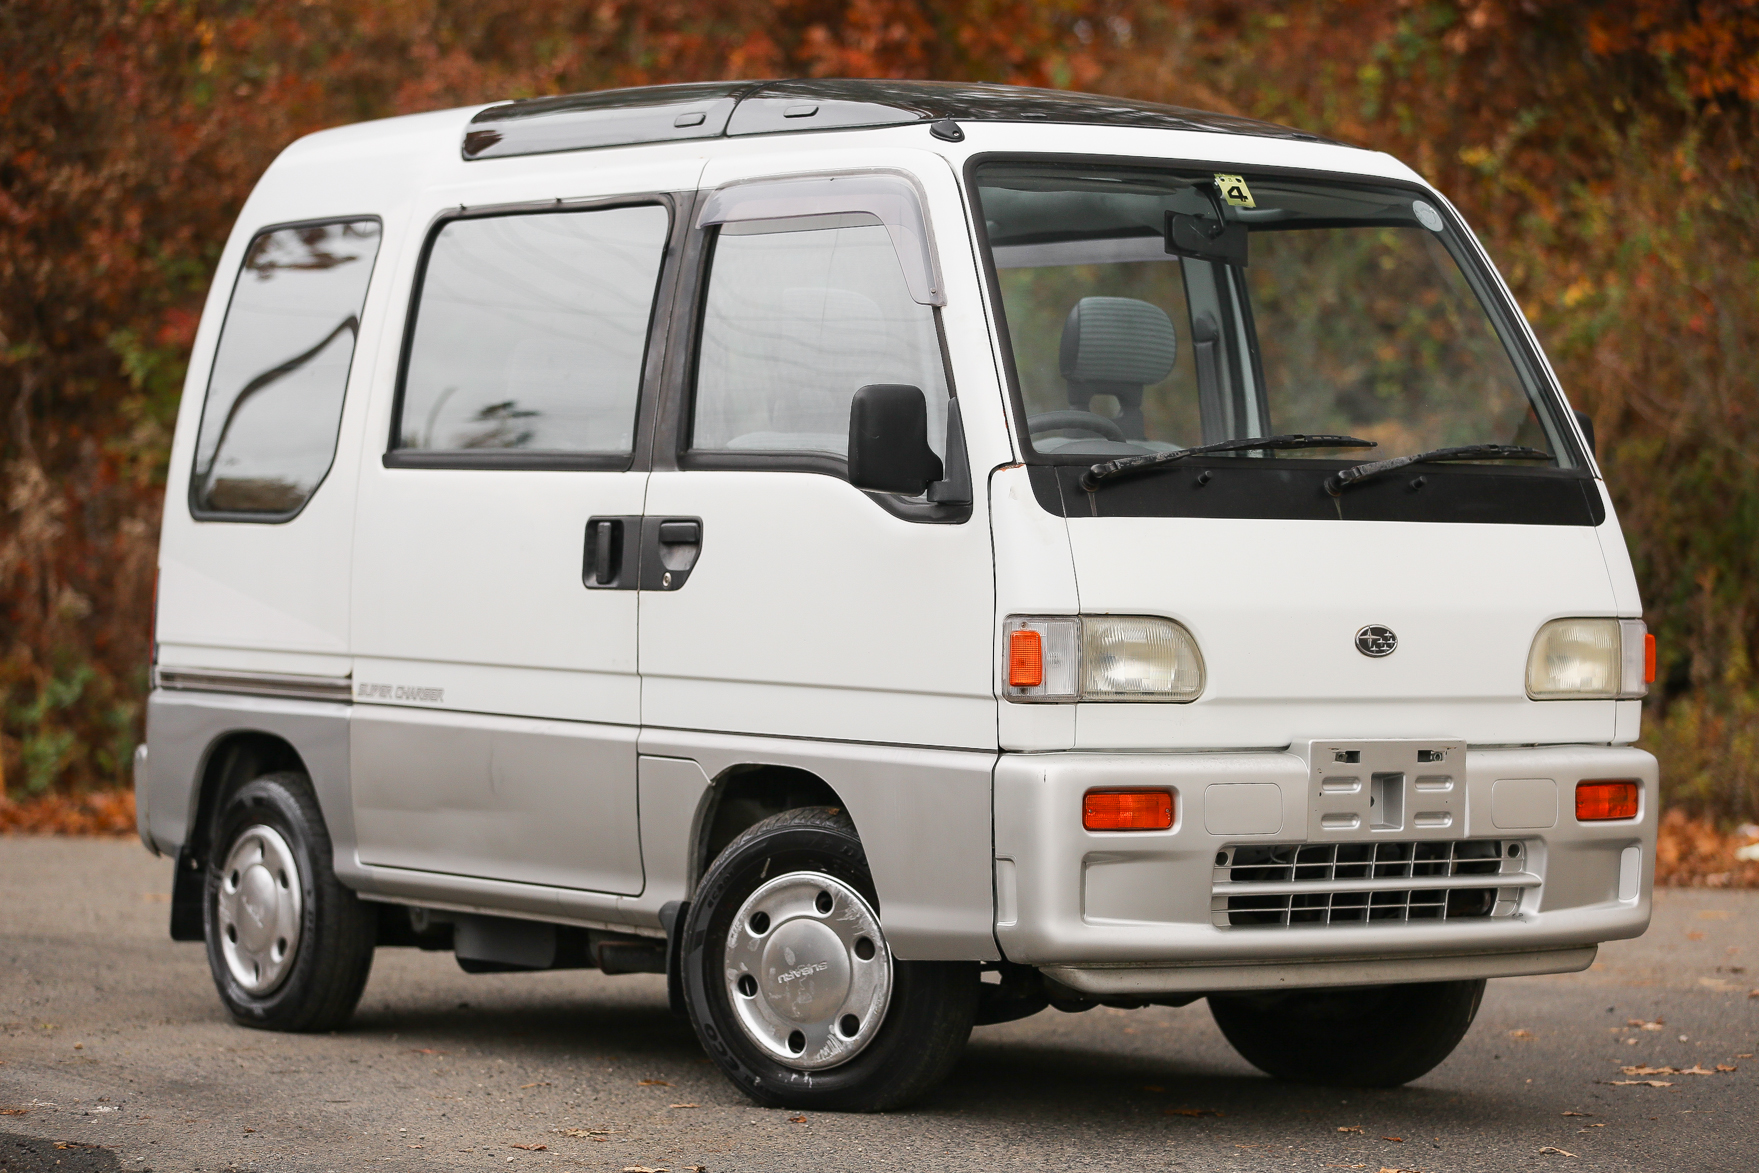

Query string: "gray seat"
[[1059, 296, 1178, 439]]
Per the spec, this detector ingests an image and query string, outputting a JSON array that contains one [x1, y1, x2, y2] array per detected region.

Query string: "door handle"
[[641, 516, 703, 591], [582, 516, 641, 590]]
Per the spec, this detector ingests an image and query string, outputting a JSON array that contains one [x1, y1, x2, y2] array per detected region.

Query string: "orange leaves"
[[1587, 0, 1759, 104], [1654, 809, 1759, 888], [0, 789, 136, 835], [0, 0, 1757, 828]]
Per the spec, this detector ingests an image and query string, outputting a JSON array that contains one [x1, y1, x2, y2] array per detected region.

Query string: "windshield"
[[974, 163, 1573, 468]]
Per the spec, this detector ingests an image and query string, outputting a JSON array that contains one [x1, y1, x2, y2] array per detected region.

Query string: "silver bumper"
[[994, 744, 1657, 993]]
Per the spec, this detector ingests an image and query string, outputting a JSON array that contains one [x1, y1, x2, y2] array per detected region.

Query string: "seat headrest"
[[1058, 297, 1178, 388]]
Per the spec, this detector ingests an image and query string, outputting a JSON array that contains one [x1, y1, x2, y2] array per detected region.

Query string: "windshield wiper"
[[1082, 434, 1377, 491], [1324, 444, 1553, 496]]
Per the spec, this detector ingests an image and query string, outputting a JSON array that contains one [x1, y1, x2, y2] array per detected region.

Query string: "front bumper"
[[994, 744, 1657, 994]]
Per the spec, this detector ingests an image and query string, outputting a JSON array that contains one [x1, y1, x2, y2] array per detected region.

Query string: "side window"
[[691, 215, 949, 460], [394, 204, 669, 456], [191, 219, 380, 518]]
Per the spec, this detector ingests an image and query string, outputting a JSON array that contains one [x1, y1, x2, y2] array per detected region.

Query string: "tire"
[[681, 806, 979, 1111], [203, 771, 376, 1031], [1208, 979, 1486, 1087]]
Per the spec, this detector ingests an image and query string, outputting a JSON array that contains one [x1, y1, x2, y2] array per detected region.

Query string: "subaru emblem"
[[1355, 624, 1397, 657]]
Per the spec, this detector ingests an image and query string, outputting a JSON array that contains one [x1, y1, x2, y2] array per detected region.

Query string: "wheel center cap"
[[237, 864, 278, 951], [759, 918, 850, 1023]]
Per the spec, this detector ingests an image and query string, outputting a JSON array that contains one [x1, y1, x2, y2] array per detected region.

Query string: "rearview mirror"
[[848, 384, 944, 496]]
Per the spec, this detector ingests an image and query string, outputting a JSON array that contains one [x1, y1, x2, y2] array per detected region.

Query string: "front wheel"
[[1208, 979, 1486, 1087], [681, 807, 978, 1111], [204, 771, 376, 1031]]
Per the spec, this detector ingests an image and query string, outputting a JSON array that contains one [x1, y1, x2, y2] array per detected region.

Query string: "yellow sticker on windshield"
[[1214, 174, 1256, 207]]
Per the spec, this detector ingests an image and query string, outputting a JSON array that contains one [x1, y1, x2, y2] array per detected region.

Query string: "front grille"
[[1211, 839, 1529, 928]]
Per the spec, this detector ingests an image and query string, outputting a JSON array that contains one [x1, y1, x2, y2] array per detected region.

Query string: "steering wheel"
[[1027, 410, 1127, 442]]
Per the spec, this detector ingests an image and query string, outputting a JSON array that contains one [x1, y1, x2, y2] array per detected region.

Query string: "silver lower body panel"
[[1046, 944, 1597, 996]]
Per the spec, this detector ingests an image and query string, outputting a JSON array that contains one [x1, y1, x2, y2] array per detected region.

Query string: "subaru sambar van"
[[137, 79, 1658, 1110]]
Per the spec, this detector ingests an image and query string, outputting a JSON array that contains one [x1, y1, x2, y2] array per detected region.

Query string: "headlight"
[[1526, 617, 1648, 699], [1004, 615, 1204, 703]]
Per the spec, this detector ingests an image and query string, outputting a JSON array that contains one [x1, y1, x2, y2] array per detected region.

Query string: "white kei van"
[[139, 79, 1658, 1110]]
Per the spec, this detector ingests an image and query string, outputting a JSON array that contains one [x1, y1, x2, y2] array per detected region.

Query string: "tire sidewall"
[[681, 811, 971, 1109], [1210, 979, 1486, 1087], [204, 772, 342, 1026]]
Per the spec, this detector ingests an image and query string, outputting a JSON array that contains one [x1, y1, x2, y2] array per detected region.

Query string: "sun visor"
[[697, 172, 945, 306]]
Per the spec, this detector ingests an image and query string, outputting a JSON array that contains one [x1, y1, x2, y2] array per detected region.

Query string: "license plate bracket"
[[1304, 739, 1467, 841]]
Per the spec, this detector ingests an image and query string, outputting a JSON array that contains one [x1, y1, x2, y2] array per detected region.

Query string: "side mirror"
[[1573, 408, 1597, 457], [848, 384, 944, 496]]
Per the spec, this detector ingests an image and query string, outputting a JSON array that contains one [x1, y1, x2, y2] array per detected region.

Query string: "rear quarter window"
[[190, 218, 381, 520]]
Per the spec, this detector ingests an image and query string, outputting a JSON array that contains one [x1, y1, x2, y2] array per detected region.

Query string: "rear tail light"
[[1083, 789, 1175, 831], [1576, 780, 1640, 821]]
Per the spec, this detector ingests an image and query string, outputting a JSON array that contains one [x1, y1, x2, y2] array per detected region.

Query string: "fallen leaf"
[[1620, 1065, 1680, 1075], [1338, 1125, 1364, 1133], [668, 1103, 699, 1109], [407, 1144, 423, 1149], [1509, 1029, 1533, 1039], [555, 1128, 613, 1138], [622, 1167, 668, 1173], [1715, 1064, 1737, 1072], [1561, 1112, 1593, 1117], [1538, 1147, 1577, 1157], [1678, 1064, 1721, 1075], [520, 1082, 551, 1089], [1165, 1107, 1223, 1117], [512, 1143, 548, 1152], [409, 1048, 443, 1055], [1604, 1080, 1673, 1087], [1382, 1135, 1405, 1142], [789, 1115, 806, 1123], [0, 1109, 26, 1116], [1627, 1019, 1665, 1031], [637, 1079, 671, 1087]]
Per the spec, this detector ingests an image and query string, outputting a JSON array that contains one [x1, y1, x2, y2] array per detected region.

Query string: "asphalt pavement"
[[1, 836, 1752, 1172]]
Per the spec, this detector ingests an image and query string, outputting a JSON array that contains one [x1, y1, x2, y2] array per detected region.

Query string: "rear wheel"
[[681, 806, 978, 1111], [204, 771, 375, 1031], [1208, 979, 1486, 1087]]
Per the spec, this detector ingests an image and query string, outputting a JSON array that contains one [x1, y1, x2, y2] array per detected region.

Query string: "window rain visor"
[[973, 164, 1575, 473]]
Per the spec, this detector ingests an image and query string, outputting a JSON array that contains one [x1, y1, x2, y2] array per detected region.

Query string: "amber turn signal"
[[1008, 629, 1044, 688], [1083, 789, 1174, 831], [1576, 780, 1639, 821]]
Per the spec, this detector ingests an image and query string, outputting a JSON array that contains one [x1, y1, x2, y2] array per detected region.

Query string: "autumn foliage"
[[2, 2, 1758, 823]]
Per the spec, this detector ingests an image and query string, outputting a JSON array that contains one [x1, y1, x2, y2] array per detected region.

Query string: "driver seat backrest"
[[1059, 296, 1178, 440]]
